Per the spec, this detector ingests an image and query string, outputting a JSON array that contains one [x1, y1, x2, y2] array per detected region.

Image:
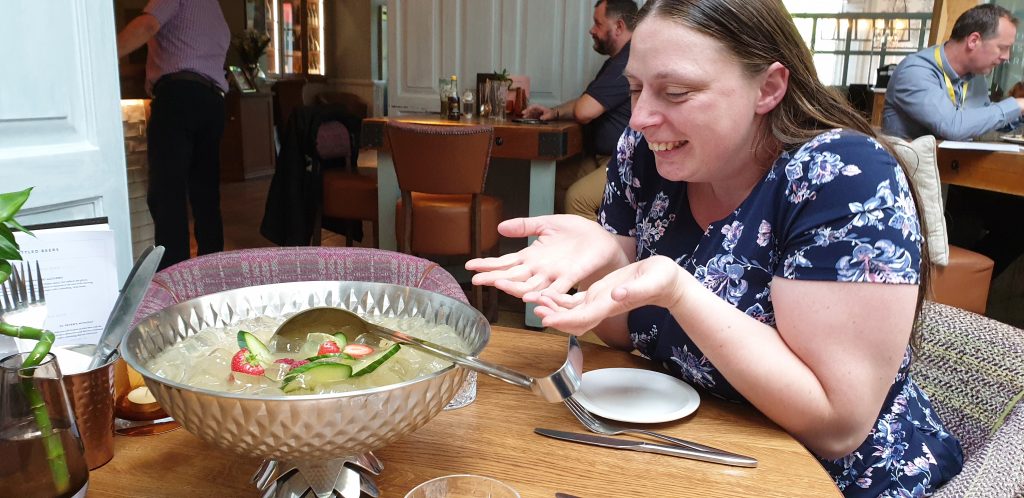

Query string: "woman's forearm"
[[665, 277, 914, 458]]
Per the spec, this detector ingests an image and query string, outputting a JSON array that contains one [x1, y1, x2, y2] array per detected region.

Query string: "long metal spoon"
[[273, 306, 582, 402]]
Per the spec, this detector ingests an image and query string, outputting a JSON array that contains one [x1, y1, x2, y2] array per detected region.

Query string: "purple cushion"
[[131, 247, 467, 328]]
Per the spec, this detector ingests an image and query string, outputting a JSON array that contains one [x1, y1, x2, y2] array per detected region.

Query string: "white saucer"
[[1000, 134, 1024, 145], [572, 368, 700, 424]]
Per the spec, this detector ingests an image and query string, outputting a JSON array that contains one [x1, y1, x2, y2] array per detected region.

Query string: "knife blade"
[[88, 245, 165, 369], [534, 428, 758, 467]]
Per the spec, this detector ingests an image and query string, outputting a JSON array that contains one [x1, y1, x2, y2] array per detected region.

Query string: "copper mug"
[[60, 344, 118, 470]]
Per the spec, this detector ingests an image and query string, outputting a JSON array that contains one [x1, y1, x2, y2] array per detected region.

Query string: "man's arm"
[[888, 59, 1024, 140], [573, 93, 607, 124], [522, 98, 580, 121], [117, 13, 161, 58]]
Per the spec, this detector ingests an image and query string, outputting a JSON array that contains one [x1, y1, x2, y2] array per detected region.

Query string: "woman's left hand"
[[532, 255, 689, 334]]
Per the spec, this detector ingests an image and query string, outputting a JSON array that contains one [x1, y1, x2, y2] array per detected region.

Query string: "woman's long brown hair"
[[636, 0, 931, 337]]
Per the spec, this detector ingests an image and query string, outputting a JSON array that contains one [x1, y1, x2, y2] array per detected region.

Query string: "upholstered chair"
[[889, 135, 995, 313], [912, 301, 1024, 496], [385, 121, 502, 320], [131, 247, 468, 328], [311, 119, 379, 247]]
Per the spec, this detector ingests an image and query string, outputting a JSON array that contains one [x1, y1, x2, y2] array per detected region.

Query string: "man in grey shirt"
[[884, 4, 1024, 279], [883, 4, 1024, 140]]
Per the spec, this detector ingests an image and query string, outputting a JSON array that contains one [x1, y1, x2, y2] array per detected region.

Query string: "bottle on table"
[[461, 90, 475, 120], [447, 75, 461, 120]]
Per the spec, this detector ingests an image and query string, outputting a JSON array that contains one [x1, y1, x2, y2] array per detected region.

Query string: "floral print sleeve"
[[599, 128, 962, 498], [599, 128, 650, 239], [774, 130, 922, 284]]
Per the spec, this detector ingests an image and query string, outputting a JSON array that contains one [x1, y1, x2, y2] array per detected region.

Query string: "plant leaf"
[[0, 222, 21, 260], [7, 218, 32, 236], [0, 260, 10, 284], [0, 188, 32, 223], [0, 223, 21, 261]]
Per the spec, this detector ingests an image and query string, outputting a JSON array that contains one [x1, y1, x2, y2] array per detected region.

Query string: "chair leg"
[[486, 286, 499, 323], [472, 283, 485, 315], [344, 222, 355, 247], [311, 211, 323, 246]]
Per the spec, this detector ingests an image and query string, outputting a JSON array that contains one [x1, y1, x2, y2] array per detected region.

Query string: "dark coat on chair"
[[260, 105, 362, 245]]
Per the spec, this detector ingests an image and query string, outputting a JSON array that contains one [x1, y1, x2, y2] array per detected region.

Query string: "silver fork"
[[563, 395, 740, 456], [0, 261, 47, 329]]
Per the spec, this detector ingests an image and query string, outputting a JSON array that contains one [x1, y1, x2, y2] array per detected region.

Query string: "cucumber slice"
[[331, 332, 349, 348], [350, 343, 402, 377], [237, 330, 272, 365], [304, 352, 353, 363], [281, 361, 353, 393]]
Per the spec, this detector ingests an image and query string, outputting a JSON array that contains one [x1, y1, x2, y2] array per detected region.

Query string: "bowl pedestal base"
[[254, 456, 381, 498]]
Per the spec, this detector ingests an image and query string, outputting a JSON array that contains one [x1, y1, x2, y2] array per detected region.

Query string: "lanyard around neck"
[[934, 46, 967, 108]]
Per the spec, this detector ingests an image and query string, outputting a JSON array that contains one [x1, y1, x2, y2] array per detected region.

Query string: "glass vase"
[[487, 79, 509, 121], [0, 353, 89, 498]]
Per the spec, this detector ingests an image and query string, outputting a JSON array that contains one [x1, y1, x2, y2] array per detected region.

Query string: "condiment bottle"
[[447, 75, 461, 120], [461, 90, 475, 119]]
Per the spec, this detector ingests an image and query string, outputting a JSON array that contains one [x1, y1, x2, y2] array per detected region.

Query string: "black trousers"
[[147, 79, 226, 270]]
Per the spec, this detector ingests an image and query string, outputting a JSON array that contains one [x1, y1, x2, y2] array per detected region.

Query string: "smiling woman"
[[465, 0, 964, 496]]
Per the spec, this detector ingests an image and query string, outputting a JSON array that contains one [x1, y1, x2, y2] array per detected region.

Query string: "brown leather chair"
[[311, 120, 379, 247], [316, 91, 368, 120], [930, 245, 994, 315], [385, 121, 502, 319], [888, 135, 995, 314]]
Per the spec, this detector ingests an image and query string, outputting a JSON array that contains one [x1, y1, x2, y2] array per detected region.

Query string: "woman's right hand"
[[465, 215, 629, 299]]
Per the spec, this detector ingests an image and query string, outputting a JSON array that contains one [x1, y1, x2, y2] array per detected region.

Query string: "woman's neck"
[[688, 155, 774, 229]]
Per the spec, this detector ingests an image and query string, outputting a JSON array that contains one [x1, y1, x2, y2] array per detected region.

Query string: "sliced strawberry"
[[342, 343, 375, 359], [317, 340, 342, 356], [231, 348, 266, 376]]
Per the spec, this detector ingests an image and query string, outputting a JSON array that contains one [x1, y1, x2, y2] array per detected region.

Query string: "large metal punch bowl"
[[120, 281, 489, 462]]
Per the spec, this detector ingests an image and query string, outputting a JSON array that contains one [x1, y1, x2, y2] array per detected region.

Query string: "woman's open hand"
[[532, 255, 689, 334], [465, 215, 628, 299]]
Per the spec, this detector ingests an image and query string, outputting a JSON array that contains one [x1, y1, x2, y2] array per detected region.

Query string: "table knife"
[[88, 245, 164, 369], [534, 428, 758, 467]]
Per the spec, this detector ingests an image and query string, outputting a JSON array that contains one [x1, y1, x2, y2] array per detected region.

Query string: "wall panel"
[[388, 0, 604, 114]]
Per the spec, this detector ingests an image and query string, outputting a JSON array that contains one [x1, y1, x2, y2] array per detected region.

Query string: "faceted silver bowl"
[[120, 281, 489, 463]]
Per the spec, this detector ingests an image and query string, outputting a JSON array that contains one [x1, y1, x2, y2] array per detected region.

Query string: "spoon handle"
[[364, 323, 535, 389]]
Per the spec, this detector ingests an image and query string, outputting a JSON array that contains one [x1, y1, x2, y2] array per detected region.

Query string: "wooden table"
[[89, 327, 840, 497], [936, 146, 1024, 197]]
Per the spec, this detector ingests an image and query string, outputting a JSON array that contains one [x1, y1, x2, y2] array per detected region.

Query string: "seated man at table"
[[883, 3, 1024, 276], [521, 0, 634, 221], [883, 4, 1024, 140]]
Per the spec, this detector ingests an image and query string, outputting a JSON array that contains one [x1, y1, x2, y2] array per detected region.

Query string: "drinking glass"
[[405, 474, 519, 498], [439, 78, 453, 116], [487, 80, 509, 121], [0, 352, 89, 498]]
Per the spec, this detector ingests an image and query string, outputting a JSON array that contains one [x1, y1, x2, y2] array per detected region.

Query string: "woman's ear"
[[756, 62, 789, 115]]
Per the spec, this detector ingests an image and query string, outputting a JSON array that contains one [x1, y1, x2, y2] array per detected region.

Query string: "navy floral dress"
[[600, 128, 963, 497]]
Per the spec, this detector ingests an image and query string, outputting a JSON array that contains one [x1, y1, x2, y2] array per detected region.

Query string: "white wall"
[[386, 0, 605, 114]]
